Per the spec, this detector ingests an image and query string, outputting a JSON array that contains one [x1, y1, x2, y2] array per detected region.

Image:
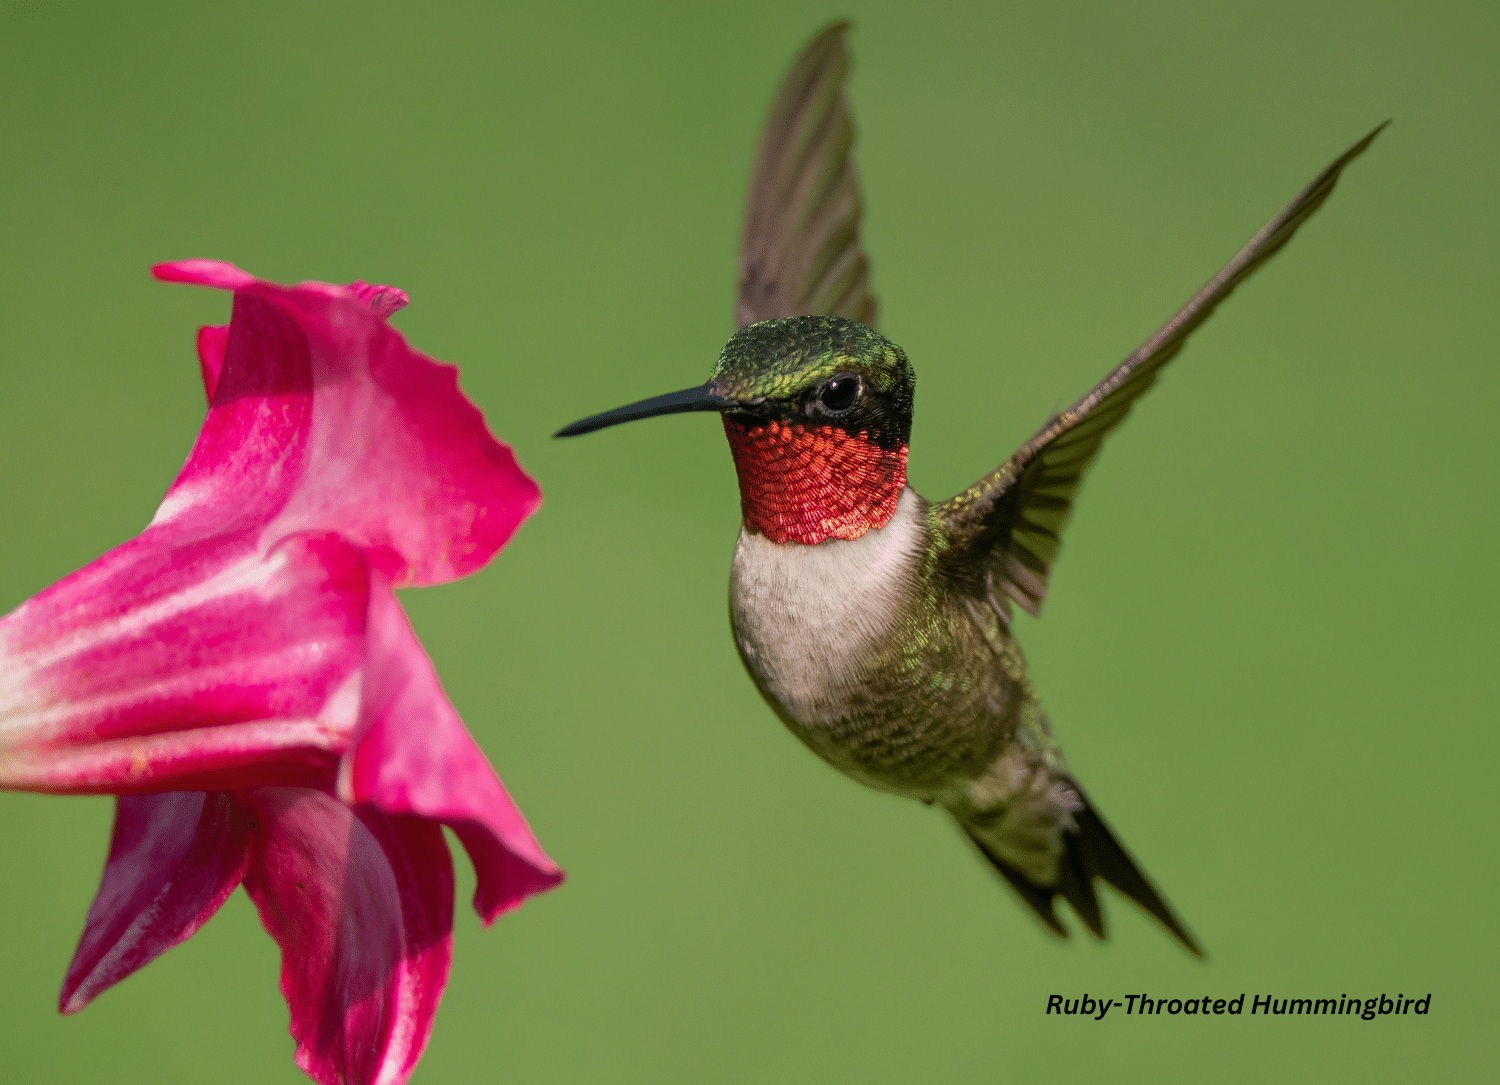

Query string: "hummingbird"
[[558, 23, 1382, 954]]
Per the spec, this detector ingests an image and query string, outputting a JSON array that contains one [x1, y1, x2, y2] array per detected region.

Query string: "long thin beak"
[[554, 381, 744, 437]]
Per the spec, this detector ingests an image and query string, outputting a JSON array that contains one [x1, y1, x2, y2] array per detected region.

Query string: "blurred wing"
[[936, 124, 1385, 616], [736, 22, 877, 329]]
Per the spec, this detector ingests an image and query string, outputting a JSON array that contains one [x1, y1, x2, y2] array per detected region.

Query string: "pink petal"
[[0, 532, 369, 794], [241, 787, 453, 1085], [340, 581, 563, 923], [152, 263, 541, 586], [344, 281, 410, 319], [60, 791, 250, 1013], [4, 719, 345, 795], [152, 259, 257, 290], [149, 291, 316, 539], [196, 324, 230, 403]]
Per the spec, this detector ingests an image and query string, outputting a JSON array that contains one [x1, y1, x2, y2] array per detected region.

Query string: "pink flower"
[[0, 261, 562, 1085]]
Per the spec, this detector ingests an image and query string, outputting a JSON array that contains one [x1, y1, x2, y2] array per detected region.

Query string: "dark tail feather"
[[960, 789, 1204, 956]]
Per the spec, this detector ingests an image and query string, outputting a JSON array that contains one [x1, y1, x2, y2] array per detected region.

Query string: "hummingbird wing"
[[736, 22, 878, 330], [934, 124, 1385, 617]]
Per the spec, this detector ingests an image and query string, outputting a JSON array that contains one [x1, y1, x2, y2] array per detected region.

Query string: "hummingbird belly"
[[729, 488, 1022, 798]]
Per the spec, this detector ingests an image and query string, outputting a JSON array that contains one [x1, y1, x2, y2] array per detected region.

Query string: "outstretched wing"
[[935, 124, 1385, 616], [736, 22, 877, 329]]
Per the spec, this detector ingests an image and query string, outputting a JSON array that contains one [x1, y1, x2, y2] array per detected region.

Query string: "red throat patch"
[[722, 418, 908, 545]]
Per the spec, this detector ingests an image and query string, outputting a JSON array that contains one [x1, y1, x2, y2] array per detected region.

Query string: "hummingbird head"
[[557, 315, 914, 545], [708, 315, 914, 448]]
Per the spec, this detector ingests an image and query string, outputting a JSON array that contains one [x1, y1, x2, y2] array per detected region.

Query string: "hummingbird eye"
[[817, 375, 860, 414]]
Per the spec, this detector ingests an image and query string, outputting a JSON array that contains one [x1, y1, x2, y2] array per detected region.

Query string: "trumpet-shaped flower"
[[0, 261, 561, 1085]]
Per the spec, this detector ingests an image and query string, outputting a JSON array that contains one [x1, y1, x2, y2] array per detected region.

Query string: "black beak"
[[554, 381, 748, 437]]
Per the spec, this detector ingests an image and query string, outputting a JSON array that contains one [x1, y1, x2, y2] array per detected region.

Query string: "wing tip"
[[1322, 118, 1389, 181], [737, 19, 877, 329], [809, 18, 853, 48]]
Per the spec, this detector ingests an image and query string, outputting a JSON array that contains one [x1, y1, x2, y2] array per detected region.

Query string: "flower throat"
[[723, 417, 908, 545]]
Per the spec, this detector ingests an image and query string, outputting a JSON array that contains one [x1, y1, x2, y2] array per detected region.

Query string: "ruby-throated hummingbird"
[[558, 24, 1381, 954]]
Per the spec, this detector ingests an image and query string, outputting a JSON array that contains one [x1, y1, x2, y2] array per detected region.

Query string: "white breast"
[[728, 488, 925, 728]]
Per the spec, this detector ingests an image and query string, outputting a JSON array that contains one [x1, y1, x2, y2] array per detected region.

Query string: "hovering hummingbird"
[[558, 24, 1381, 954]]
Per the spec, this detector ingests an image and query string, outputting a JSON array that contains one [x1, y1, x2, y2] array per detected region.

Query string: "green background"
[[1, 1, 1493, 1081]]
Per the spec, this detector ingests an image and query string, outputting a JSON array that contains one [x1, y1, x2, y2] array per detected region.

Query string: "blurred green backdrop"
[[1, 1, 1494, 1082]]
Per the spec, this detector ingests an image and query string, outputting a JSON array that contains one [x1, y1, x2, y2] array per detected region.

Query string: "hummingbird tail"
[[959, 789, 1204, 956]]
